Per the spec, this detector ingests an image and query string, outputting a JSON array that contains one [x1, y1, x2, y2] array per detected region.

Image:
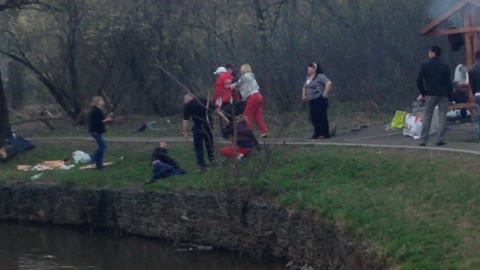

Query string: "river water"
[[0, 223, 284, 270]]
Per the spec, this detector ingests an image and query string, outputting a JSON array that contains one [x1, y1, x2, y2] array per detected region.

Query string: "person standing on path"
[[88, 96, 113, 169], [302, 62, 333, 139], [416, 45, 453, 147], [230, 64, 268, 138], [183, 94, 217, 172]]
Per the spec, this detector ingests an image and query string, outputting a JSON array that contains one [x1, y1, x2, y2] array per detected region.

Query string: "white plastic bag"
[[403, 114, 423, 139], [72, 151, 92, 164]]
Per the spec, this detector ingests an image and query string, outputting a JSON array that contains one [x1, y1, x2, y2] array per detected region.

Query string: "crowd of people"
[[84, 48, 480, 182], [86, 62, 335, 181]]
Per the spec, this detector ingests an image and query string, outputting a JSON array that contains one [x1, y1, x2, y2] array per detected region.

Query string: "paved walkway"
[[30, 123, 480, 156]]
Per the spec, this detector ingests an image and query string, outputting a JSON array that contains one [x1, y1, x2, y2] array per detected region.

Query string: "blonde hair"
[[240, 64, 252, 75], [90, 96, 104, 107]]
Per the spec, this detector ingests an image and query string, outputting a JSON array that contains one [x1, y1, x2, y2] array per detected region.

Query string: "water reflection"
[[0, 223, 283, 270]]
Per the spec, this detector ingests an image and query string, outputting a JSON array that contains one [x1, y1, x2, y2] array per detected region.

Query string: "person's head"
[[91, 96, 105, 109], [225, 64, 234, 74], [236, 115, 248, 124], [159, 141, 169, 150], [429, 45, 442, 58], [214, 67, 227, 76], [475, 50, 480, 61], [184, 94, 194, 104], [307, 62, 323, 76], [240, 64, 252, 75]]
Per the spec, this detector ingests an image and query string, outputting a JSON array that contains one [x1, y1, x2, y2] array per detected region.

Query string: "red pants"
[[244, 93, 268, 134], [220, 146, 252, 158]]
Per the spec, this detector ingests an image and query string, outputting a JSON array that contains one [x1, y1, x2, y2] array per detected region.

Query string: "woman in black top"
[[88, 96, 112, 169]]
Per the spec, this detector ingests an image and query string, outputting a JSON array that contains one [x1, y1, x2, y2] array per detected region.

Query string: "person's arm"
[[182, 120, 190, 142], [322, 81, 333, 98], [302, 79, 307, 101], [183, 105, 191, 141], [215, 109, 230, 124], [416, 64, 427, 97]]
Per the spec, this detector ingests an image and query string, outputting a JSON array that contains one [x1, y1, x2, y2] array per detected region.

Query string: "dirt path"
[[29, 123, 480, 156]]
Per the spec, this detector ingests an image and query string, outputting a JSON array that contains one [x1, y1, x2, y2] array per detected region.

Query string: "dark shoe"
[[436, 141, 446, 147], [419, 143, 426, 147]]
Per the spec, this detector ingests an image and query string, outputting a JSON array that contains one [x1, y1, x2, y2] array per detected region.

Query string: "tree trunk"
[[0, 68, 12, 147], [7, 61, 24, 109]]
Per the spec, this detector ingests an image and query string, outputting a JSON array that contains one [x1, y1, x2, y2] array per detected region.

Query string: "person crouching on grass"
[[220, 115, 260, 160], [88, 96, 113, 169], [145, 142, 185, 184]]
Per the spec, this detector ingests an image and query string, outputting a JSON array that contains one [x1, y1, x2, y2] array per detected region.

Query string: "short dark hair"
[[475, 50, 480, 61], [430, 45, 442, 57], [225, 63, 234, 70]]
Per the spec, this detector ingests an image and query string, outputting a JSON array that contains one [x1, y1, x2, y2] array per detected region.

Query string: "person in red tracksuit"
[[220, 115, 259, 160]]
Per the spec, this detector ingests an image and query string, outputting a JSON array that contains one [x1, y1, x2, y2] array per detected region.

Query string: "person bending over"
[[220, 115, 260, 160]]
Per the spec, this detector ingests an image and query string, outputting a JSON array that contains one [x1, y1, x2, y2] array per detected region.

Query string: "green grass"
[[1, 141, 480, 269]]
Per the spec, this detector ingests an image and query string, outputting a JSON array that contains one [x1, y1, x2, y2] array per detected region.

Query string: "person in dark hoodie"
[[220, 115, 260, 160], [88, 96, 113, 169], [145, 142, 185, 184]]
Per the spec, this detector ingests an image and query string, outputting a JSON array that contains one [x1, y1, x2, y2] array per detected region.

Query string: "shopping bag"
[[390, 110, 407, 129], [403, 113, 422, 139]]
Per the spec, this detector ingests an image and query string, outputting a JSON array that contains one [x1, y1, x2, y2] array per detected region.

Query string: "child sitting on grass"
[[145, 142, 185, 184]]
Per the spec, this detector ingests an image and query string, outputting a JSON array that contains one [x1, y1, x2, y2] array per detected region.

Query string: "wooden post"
[[471, 6, 479, 60], [464, 7, 474, 67]]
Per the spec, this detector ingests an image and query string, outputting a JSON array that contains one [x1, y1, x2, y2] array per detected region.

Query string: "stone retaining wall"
[[0, 184, 388, 270]]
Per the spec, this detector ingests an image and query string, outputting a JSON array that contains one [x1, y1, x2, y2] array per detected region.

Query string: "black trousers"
[[193, 125, 214, 167], [309, 96, 330, 138]]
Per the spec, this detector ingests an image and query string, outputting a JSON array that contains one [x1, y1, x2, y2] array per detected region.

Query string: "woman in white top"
[[231, 64, 268, 138]]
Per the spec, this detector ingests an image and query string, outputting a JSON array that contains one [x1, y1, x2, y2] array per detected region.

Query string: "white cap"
[[214, 67, 227, 75]]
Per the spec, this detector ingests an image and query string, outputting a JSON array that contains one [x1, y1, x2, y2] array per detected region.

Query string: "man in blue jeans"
[[88, 96, 113, 169], [145, 142, 185, 184]]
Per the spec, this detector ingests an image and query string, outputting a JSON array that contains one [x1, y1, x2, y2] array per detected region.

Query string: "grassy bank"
[[1, 141, 479, 269]]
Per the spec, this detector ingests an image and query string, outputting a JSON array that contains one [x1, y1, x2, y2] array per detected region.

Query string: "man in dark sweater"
[[145, 142, 185, 184], [416, 45, 452, 147]]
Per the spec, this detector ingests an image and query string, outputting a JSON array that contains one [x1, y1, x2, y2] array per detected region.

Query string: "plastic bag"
[[403, 114, 422, 139], [390, 110, 407, 129], [72, 151, 92, 164]]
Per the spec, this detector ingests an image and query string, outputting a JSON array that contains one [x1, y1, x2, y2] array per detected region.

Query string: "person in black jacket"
[[416, 45, 452, 147], [183, 94, 228, 172], [145, 142, 185, 184], [88, 96, 113, 169]]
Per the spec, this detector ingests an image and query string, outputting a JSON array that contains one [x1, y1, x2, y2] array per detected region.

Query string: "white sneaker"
[[237, 154, 244, 161]]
